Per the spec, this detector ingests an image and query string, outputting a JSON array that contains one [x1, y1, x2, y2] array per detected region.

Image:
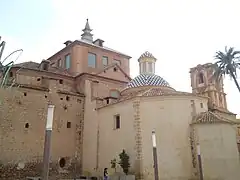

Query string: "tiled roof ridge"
[[191, 111, 238, 125]]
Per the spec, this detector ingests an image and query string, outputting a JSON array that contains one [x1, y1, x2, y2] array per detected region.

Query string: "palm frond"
[[213, 46, 240, 92]]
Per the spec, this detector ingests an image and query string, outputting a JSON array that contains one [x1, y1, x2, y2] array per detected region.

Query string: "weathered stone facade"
[[0, 19, 131, 179], [0, 75, 85, 179]]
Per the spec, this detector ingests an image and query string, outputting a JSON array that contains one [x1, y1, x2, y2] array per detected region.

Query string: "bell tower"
[[190, 63, 227, 110]]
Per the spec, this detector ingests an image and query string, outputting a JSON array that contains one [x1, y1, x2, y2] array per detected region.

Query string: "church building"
[[0, 19, 240, 180]]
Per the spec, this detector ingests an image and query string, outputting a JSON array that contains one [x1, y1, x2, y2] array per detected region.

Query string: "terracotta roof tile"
[[13, 61, 73, 76], [98, 87, 204, 109], [140, 87, 201, 97], [191, 111, 238, 125], [13, 61, 39, 69]]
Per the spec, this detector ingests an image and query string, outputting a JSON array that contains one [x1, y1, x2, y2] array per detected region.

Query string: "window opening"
[[67, 122, 71, 128], [66, 96, 70, 101], [102, 56, 108, 66], [65, 54, 71, 69], [110, 90, 120, 98], [198, 73, 204, 84], [114, 115, 120, 129], [25, 123, 29, 128], [88, 53, 96, 68]]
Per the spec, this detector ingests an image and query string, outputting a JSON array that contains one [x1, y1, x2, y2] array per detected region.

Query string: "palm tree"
[[213, 46, 240, 92]]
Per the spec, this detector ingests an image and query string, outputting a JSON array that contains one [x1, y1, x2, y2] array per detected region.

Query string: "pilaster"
[[133, 100, 144, 180]]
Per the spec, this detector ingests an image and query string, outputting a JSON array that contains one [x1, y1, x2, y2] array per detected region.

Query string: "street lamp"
[[152, 130, 159, 180], [42, 105, 55, 180], [197, 143, 204, 180]]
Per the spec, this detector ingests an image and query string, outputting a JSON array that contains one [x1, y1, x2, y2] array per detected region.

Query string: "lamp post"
[[197, 143, 204, 180], [42, 105, 55, 180], [152, 130, 159, 180]]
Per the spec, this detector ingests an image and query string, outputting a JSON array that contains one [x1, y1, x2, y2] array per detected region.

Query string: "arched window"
[[110, 90, 120, 98], [198, 73, 204, 84]]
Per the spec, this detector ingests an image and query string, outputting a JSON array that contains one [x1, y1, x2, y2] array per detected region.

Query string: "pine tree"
[[118, 149, 130, 175]]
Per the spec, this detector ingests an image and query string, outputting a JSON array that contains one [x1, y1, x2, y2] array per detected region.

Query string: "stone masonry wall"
[[0, 77, 85, 179], [132, 100, 144, 180]]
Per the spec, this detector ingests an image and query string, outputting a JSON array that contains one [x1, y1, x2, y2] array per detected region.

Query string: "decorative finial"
[[81, 18, 93, 42]]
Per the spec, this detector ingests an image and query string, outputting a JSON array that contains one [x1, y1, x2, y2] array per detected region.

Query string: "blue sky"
[[0, 0, 54, 45], [1, 0, 240, 116]]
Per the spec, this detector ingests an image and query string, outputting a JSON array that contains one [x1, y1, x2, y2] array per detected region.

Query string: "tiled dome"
[[126, 74, 171, 88]]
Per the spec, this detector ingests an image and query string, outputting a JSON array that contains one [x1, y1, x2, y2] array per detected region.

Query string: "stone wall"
[[0, 76, 85, 179], [0, 161, 82, 180], [194, 123, 240, 180]]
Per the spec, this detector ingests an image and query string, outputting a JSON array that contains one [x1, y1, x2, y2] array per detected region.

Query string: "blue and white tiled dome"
[[126, 74, 171, 88]]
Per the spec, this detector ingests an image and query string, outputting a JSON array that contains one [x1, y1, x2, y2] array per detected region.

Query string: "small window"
[[114, 115, 120, 129], [88, 53, 96, 68], [59, 79, 63, 84], [106, 99, 109, 104], [102, 56, 108, 66], [25, 123, 29, 128], [45, 95, 48, 98], [9, 71, 13, 77], [67, 122, 71, 128], [37, 78, 41, 81], [24, 92, 27, 96], [66, 96, 70, 101], [60, 97, 63, 100], [200, 103, 203, 108], [65, 54, 71, 69], [113, 59, 121, 66], [110, 90, 120, 98], [57, 59, 62, 67], [113, 67, 117, 72]]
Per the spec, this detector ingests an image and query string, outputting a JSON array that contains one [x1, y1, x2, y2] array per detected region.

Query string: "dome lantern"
[[138, 51, 157, 75]]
